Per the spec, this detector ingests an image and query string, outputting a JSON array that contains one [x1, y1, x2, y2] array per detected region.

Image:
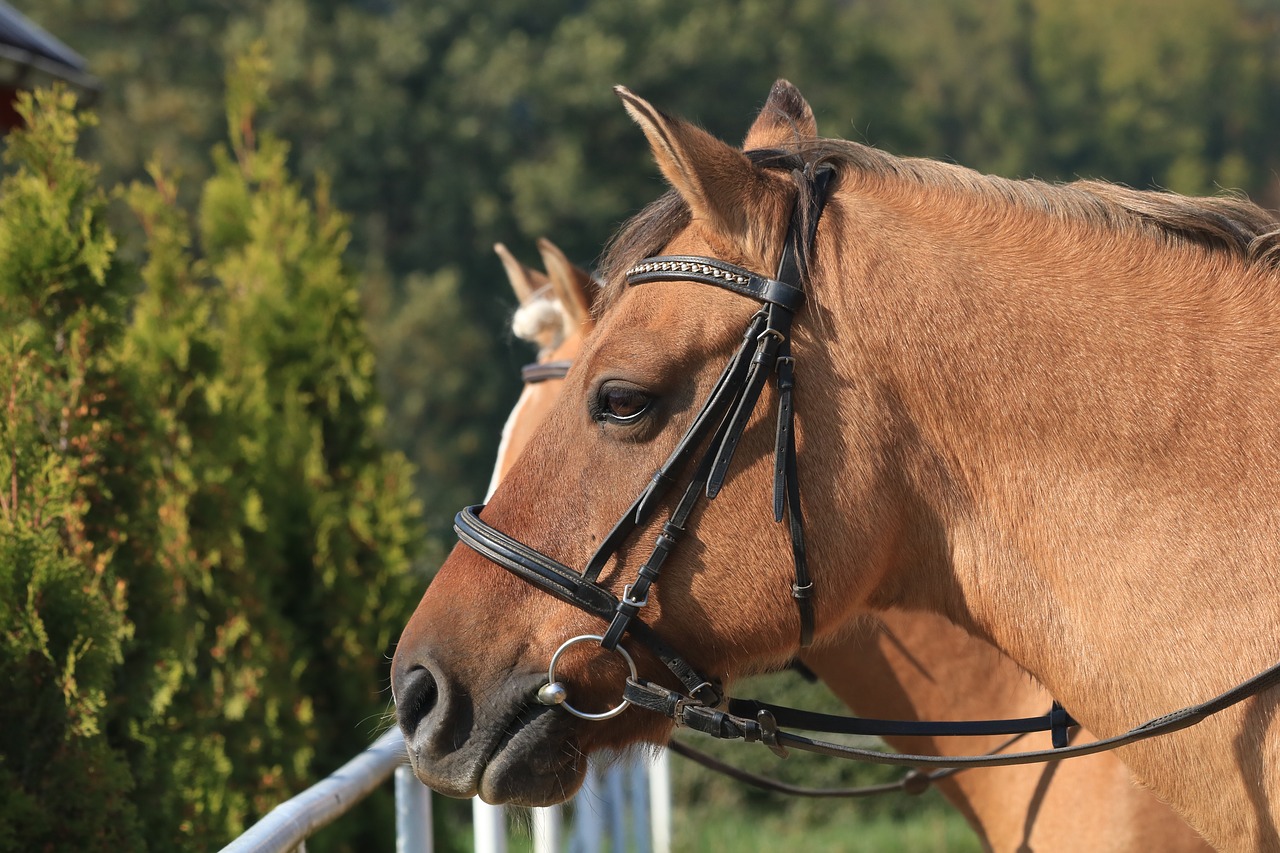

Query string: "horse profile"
[[395, 81, 1280, 851]]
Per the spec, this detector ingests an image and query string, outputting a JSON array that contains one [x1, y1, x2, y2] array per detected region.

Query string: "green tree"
[[0, 87, 143, 852], [32, 0, 912, 543], [0, 69, 422, 850], [118, 50, 423, 848]]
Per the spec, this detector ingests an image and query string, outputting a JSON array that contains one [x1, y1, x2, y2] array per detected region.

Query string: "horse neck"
[[808, 183, 1280, 731]]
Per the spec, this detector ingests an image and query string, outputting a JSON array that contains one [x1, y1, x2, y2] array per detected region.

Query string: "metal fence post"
[[569, 764, 605, 853], [473, 799, 507, 853], [604, 766, 626, 853], [648, 749, 671, 853], [532, 805, 563, 853], [629, 757, 651, 853], [395, 765, 434, 853]]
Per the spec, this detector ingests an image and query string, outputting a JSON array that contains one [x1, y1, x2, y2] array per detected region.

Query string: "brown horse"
[[486, 241, 1209, 850], [488, 238, 594, 491], [396, 81, 1280, 851]]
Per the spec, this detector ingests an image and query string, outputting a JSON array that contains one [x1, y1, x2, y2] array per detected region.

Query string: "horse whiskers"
[[358, 703, 398, 737]]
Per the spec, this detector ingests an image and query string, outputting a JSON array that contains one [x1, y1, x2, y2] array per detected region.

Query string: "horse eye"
[[596, 384, 652, 424]]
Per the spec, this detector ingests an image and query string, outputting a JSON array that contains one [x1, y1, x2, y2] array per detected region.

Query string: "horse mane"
[[596, 139, 1280, 312]]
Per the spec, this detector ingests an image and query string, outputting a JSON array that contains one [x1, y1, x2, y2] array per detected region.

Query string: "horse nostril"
[[395, 664, 438, 737]]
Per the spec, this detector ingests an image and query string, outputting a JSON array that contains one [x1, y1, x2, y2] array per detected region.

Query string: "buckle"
[[756, 709, 790, 758], [691, 680, 723, 707], [622, 583, 649, 608]]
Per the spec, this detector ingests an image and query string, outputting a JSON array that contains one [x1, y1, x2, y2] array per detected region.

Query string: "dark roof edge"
[[0, 2, 91, 73], [0, 43, 102, 97]]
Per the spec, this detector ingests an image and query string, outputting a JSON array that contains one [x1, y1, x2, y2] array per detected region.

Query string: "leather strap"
[[455, 505, 722, 706], [666, 735, 1045, 799], [627, 257, 805, 311], [726, 697, 1077, 739], [521, 360, 573, 384], [626, 658, 1280, 768], [583, 312, 769, 581]]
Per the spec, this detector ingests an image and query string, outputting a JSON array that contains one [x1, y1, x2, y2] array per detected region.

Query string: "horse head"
[[391, 81, 892, 806]]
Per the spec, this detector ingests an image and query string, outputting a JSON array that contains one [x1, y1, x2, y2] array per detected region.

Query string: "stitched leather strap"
[[456, 504, 616, 618], [583, 311, 768, 581], [627, 256, 805, 311], [455, 505, 722, 706], [726, 697, 1078, 739]]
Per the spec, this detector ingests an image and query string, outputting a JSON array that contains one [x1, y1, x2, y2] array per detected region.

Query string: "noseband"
[[456, 160, 1280, 773]]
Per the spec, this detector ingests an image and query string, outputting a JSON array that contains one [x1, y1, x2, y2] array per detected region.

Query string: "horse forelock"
[[595, 190, 690, 317]]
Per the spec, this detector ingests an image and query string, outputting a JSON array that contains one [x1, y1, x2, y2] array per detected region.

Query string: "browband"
[[626, 256, 805, 311], [520, 359, 573, 384]]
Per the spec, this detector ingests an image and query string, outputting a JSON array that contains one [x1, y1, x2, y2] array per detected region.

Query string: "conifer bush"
[[0, 55, 422, 852]]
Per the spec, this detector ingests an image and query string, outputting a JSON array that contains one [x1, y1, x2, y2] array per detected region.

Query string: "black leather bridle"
[[458, 160, 1280, 777], [459, 161, 835, 715]]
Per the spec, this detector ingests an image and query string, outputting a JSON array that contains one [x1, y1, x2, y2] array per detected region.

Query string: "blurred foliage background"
[[36, 0, 1280, 541], [5, 0, 1280, 850]]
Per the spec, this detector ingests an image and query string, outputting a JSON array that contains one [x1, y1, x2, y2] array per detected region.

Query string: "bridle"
[[459, 159, 833, 716], [459, 158, 1280, 783], [519, 359, 572, 384]]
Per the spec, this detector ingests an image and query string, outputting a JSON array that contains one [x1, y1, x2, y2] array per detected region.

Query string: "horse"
[[395, 80, 1280, 851], [483, 241, 1209, 850], [488, 238, 594, 493]]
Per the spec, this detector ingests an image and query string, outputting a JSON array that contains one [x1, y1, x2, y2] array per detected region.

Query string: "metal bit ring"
[[537, 634, 637, 721]]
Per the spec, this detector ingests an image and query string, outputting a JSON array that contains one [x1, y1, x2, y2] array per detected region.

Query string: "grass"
[[469, 780, 984, 853], [673, 805, 982, 853]]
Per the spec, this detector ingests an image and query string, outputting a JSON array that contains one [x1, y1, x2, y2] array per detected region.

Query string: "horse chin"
[[478, 705, 586, 806]]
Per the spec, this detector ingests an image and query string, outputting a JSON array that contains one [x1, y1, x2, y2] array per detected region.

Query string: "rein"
[[464, 160, 1280, 788]]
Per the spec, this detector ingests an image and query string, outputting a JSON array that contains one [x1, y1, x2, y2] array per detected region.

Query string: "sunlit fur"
[[485, 243, 1210, 850], [395, 82, 1280, 850]]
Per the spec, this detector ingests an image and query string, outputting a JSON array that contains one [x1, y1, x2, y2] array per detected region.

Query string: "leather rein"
[[464, 160, 1280, 790]]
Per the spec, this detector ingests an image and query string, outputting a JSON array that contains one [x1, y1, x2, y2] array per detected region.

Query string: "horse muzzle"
[[393, 648, 586, 805]]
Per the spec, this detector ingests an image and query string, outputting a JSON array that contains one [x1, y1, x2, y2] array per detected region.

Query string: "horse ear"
[[742, 79, 817, 150], [537, 238, 594, 329], [494, 242, 549, 304], [617, 86, 774, 245]]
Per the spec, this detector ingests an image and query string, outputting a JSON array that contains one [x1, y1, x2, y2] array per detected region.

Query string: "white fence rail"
[[217, 729, 667, 853], [218, 728, 417, 853]]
